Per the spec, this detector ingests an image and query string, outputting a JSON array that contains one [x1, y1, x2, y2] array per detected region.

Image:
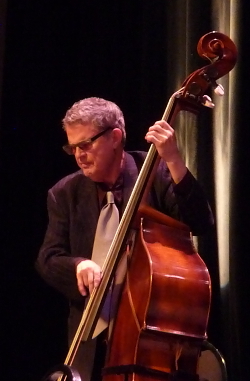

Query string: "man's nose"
[[76, 147, 86, 155], [75, 146, 87, 156]]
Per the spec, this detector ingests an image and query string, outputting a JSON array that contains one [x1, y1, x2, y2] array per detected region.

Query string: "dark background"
[[1, 1, 250, 381]]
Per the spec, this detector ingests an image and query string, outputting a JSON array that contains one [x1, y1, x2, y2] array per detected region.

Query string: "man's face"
[[64, 122, 121, 183]]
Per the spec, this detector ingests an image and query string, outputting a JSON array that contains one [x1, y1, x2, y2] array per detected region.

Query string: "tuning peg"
[[209, 78, 224, 96], [213, 83, 224, 96], [202, 95, 215, 108], [202, 72, 225, 96]]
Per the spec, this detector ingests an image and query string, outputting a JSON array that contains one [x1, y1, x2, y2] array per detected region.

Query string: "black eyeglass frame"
[[62, 127, 113, 155]]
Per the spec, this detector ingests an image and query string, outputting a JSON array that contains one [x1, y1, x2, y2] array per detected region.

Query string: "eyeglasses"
[[62, 127, 113, 155]]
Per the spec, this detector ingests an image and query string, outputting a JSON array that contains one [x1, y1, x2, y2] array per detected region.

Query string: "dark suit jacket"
[[36, 151, 213, 337]]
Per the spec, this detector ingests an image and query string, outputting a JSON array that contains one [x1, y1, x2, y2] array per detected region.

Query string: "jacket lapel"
[[122, 152, 140, 214], [75, 177, 100, 256]]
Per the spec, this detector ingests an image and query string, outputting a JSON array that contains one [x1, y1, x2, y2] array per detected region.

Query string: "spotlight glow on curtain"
[[212, 1, 240, 289]]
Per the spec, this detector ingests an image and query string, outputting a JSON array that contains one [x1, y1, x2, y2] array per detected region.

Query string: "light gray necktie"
[[76, 192, 121, 381], [91, 190, 119, 337]]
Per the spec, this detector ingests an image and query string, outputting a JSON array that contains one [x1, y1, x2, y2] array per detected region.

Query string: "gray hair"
[[62, 97, 126, 145]]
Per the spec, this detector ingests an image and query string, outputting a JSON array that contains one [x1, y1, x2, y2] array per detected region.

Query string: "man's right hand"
[[76, 260, 102, 296]]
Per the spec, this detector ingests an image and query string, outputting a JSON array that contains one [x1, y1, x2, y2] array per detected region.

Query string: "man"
[[36, 97, 213, 381]]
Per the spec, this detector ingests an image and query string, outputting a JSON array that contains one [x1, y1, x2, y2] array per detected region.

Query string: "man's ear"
[[112, 128, 123, 148]]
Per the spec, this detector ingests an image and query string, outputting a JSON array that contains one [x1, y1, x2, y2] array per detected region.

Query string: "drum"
[[198, 341, 227, 381]]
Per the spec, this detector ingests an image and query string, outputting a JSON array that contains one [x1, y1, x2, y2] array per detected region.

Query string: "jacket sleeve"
[[152, 161, 214, 236], [35, 188, 85, 302]]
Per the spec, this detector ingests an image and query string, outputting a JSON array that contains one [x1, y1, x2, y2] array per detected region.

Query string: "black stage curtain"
[[1, 1, 249, 381]]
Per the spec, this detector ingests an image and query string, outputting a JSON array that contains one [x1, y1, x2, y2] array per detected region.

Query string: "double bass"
[[42, 31, 237, 381]]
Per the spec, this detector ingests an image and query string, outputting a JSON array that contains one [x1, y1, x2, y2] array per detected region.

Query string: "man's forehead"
[[65, 122, 98, 142], [66, 121, 96, 129]]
